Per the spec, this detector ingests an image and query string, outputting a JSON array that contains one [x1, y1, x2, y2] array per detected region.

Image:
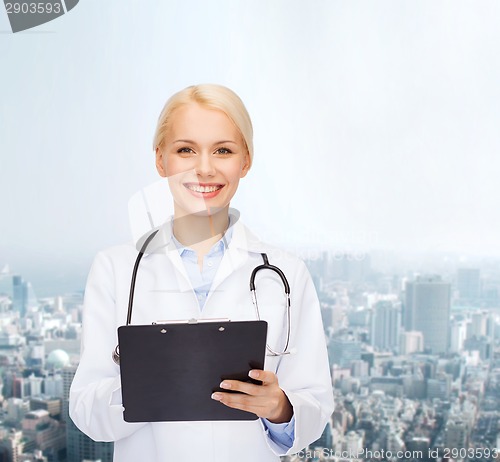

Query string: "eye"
[[177, 147, 195, 155], [215, 147, 232, 155]]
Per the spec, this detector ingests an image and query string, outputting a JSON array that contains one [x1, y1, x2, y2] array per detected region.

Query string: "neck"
[[172, 205, 230, 248]]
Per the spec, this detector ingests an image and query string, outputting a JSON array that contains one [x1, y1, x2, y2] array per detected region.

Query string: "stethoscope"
[[112, 228, 292, 364]]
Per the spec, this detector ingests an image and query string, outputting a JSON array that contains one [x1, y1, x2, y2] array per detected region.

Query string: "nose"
[[195, 152, 216, 177]]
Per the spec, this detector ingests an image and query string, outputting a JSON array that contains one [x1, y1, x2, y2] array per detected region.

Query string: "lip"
[[183, 182, 225, 199]]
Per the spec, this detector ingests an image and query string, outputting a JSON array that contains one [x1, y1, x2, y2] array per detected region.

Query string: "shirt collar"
[[171, 214, 235, 257], [135, 208, 271, 256]]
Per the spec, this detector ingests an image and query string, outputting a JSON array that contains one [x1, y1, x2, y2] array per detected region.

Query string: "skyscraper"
[[12, 275, 37, 318], [456, 268, 481, 301], [404, 276, 451, 354], [12, 275, 28, 318], [370, 300, 401, 352]]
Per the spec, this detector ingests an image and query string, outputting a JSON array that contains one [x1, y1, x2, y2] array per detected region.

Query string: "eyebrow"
[[173, 139, 238, 145]]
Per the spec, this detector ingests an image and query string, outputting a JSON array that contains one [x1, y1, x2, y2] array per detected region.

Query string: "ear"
[[240, 152, 251, 178], [155, 147, 167, 177]]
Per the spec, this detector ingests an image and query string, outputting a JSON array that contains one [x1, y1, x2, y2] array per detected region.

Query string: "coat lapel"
[[207, 212, 269, 305], [135, 208, 272, 309], [136, 217, 194, 294]]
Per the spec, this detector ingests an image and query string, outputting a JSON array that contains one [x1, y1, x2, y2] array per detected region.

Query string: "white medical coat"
[[69, 211, 334, 462]]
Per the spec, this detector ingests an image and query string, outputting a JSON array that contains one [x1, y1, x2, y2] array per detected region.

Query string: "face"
[[156, 102, 250, 218]]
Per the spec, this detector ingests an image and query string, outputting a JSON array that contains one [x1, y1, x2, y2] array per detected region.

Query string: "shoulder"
[[97, 241, 137, 260], [89, 241, 140, 274], [252, 242, 307, 270], [237, 221, 309, 276]]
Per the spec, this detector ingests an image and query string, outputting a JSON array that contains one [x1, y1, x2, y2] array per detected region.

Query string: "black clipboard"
[[117, 319, 268, 422]]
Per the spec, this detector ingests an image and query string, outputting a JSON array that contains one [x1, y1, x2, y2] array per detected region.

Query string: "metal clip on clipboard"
[[153, 318, 231, 325], [152, 318, 232, 334]]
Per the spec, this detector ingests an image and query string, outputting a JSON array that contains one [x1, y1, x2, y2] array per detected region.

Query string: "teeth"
[[186, 184, 222, 193]]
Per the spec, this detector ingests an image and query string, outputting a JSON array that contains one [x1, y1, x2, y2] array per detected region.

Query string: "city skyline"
[[0, 246, 499, 460], [2, 243, 499, 299]]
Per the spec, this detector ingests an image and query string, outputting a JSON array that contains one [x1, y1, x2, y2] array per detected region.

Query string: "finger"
[[219, 380, 265, 396], [249, 369, 278, 386], [211, 392, 267, 415]]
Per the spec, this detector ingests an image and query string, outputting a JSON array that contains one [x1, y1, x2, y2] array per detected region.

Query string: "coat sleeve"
[[69, 250, 147, 441], [274, 259, 334, 455]]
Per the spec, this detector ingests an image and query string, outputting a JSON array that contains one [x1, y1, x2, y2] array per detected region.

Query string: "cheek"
[[164, 156, 187, 177], [224, 162, 247, 183]]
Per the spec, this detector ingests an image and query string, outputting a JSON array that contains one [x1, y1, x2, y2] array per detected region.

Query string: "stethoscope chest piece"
[[112, 345, 121, 365]]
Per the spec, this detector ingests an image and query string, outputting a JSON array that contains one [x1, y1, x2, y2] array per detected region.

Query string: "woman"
[[69, 84, 333, 462]]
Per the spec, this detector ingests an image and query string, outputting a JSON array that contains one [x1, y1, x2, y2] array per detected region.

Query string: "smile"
[[183, 183, 224, 193]]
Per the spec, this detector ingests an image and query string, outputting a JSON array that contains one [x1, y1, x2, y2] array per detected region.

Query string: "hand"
[[211, 369, 293, 423]]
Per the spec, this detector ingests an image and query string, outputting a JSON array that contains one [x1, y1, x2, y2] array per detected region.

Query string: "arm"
[[69, 251, 147, 441], [211, 259, 334, 455]]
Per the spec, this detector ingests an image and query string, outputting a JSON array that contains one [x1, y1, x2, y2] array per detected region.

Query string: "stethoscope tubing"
[[113, 230, 292, 364], [250, 253, 292, 357]]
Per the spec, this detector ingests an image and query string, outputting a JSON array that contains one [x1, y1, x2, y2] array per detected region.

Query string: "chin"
[[192, 206, 227, 217], [175, 202, 228, 218]]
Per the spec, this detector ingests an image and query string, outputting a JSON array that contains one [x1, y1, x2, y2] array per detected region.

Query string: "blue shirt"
[[172, 223, 233, 309], [171, 222, 295, 453]]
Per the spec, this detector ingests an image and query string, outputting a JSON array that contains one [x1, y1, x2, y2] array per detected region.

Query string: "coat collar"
[[134, 209, 274, 301]]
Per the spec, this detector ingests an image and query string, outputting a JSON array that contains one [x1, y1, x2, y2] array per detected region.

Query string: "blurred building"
[[330, 254, 371, 284], [63, 366, 113, 462], [12, 275, 37, 318], [312, 420, 333, 449], [449, 319, 467, 353], [351, 359, 370, 378], [343, 430, 364, 454], [21, 409, 65, 457], [427, 373, 452, 400], [6, 397, 30, 423], [30, 397, 62, 419], [404, 276, 451, 354], [328, 335, 362, 368], [320, 305, 334, 331], [28, 374, 43, 397], [0, 430, 26, 462], [456, 268, 481, 301], [444, 419, 469, 450], [371, 300, 401, 352], [463, 336, 493, 360], [44, 373, 64, 398], [13, 276, 29, 318], [467, 311, 488, 339], [399, 331, 424, 355]]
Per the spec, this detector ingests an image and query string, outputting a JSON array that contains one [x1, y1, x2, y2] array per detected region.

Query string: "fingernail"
[[211, 393, 222, 401], [220, 381, 231, 389], [249, 370, 259, 379]]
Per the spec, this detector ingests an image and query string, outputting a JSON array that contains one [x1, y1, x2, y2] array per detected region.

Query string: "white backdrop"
[[1, 1, 499, 294]]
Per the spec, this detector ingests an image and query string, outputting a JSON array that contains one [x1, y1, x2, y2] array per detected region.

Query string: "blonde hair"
[[153, 84, 254, 168]]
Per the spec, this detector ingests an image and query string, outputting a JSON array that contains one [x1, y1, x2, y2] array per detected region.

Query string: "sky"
[[1, 1, 499, 295]]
